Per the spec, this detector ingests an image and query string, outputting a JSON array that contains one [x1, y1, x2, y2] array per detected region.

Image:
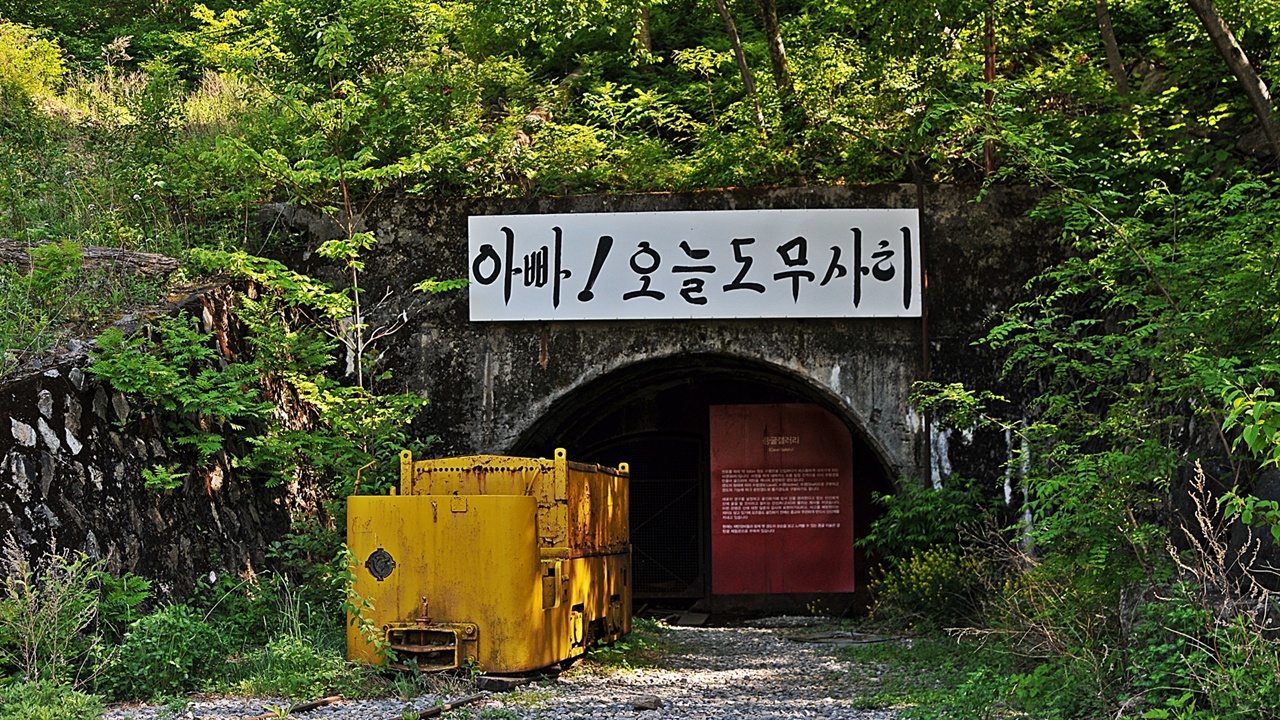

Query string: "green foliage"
[[230, 633, 367, 698], [836, 637, 1014, 718], [100, 603, 229, 699], [186, 249, 350, 319], [0, 21, 64, 103], [1130, 587, 1280, 720], [89, 251, 426, 494], [1130, 585, 1217, 713], [0, 536, 103, 686], [90, 316, 274, 463], [96, 571, 370, 701], [95, 572, 152, 645], [0, 680, 104, 720], [140, 464, 186, 490], [870, 546, 992, 631], [0, 242, 164, 375], [3, 0, 1275, 225], [215, 572, 371, 700], [266, 518, 347, 605], [910, 382, 1007, 431], [1219, 490, 1280, 543], [5, 0, 1280, 713], [190, 573, 281, 651], [1006, 656, 1111, 720], [858, 476, 996, 562], [413, 277, 469, 294], [1220, 369, 1280, 472]]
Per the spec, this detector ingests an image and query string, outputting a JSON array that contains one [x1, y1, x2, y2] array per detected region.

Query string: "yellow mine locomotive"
[[346, 448, 631, 673]]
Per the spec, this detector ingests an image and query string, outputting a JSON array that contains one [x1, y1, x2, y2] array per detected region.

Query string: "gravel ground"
[[104, 617, 898, 720]]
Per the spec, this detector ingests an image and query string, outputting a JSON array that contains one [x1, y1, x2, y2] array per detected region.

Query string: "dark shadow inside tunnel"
[[511, 353, 894, 615]]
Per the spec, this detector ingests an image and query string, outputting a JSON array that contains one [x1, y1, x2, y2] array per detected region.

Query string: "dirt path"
[[492, 618, 898, 720]]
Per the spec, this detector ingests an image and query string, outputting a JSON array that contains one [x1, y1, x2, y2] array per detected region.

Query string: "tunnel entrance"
[[512, 354, 894, 611]]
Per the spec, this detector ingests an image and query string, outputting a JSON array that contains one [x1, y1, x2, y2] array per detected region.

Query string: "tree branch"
[[1186, 0, 1280, 159]]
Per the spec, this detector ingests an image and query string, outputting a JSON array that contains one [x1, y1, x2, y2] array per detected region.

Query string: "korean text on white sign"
[[468, 208, 921, 321]]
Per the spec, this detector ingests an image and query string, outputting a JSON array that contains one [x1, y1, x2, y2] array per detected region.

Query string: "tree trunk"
[[755, 0, 792, 96], [713, 0, 766, 132], [1186, 0, 1280, 159], [755, 0, 805, 132], [1095, 0, 1131, 110], [636, 5, 652, 55], [0, 239, 179, 277], [984, 12, 996, 176]]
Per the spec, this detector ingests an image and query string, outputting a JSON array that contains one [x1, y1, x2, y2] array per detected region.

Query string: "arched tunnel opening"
[[512, 353, 895, 616]]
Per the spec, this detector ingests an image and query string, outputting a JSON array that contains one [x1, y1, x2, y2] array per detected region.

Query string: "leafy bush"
[[0, 680, 103, 720], [858, 476, 997, 562], [1125, 584, 1280, 720], [266, 518, 348, 612], [870, 546, 992, 631], [196, 570, 371, 699], [99, 603, 228, 700], [89, 250, 427, 495], [1127, 472, 1280, 720], [860, 475, 999, 631], [95, 571, 152, 645], [229, 633, 367, 698], [0, 21, 65, 104], [191, 573, 282, 651]]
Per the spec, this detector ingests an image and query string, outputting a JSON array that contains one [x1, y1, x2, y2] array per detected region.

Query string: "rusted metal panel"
[[398, 448, 629, 559], [566, 463, 630, 557]]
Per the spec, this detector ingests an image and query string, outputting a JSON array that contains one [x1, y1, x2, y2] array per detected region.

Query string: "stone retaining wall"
[[0, 290, 291, 595]]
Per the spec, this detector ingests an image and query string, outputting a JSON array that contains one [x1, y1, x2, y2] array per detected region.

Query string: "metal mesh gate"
[[584, 435, 705, 598]]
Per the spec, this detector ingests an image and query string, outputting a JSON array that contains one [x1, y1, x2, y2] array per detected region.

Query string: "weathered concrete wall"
[[0, 290, 291, 595], [282, 184, 1056, 484]]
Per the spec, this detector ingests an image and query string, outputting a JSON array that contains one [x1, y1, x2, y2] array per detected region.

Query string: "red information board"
[[710, 404, 855, 594]]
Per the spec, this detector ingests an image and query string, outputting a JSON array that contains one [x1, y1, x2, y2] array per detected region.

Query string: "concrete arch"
[[343, 184, 1056, 505], [509, 351, 897, 482], [505, 350, 896, 605], [443, 314, 924, 489]]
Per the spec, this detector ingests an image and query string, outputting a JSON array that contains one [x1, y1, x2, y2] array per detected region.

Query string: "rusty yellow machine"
[[346, 448, 631, 673]]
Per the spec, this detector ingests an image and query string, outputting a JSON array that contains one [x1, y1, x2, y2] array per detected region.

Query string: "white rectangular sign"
[[468, 208, 920, 321]]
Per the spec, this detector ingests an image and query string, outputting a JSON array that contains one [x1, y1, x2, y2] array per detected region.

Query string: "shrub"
[[219, 572, 371, 699], [1126, 469, 1280, 719], [229, 633, 366, 698], [0, 535, 103, 686], [0, 680, 103, 720], [190, 573, 282, 651], [100, 603, 228, 700], [95, 572, 152, 644], [1132, 589, 1280, 720], [1007, 655, 1111, 720], [860, 475, 1000, 631], [858, 476, 997, 562], [0, 22, 65, 104], [870, 545, 991, 630]]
